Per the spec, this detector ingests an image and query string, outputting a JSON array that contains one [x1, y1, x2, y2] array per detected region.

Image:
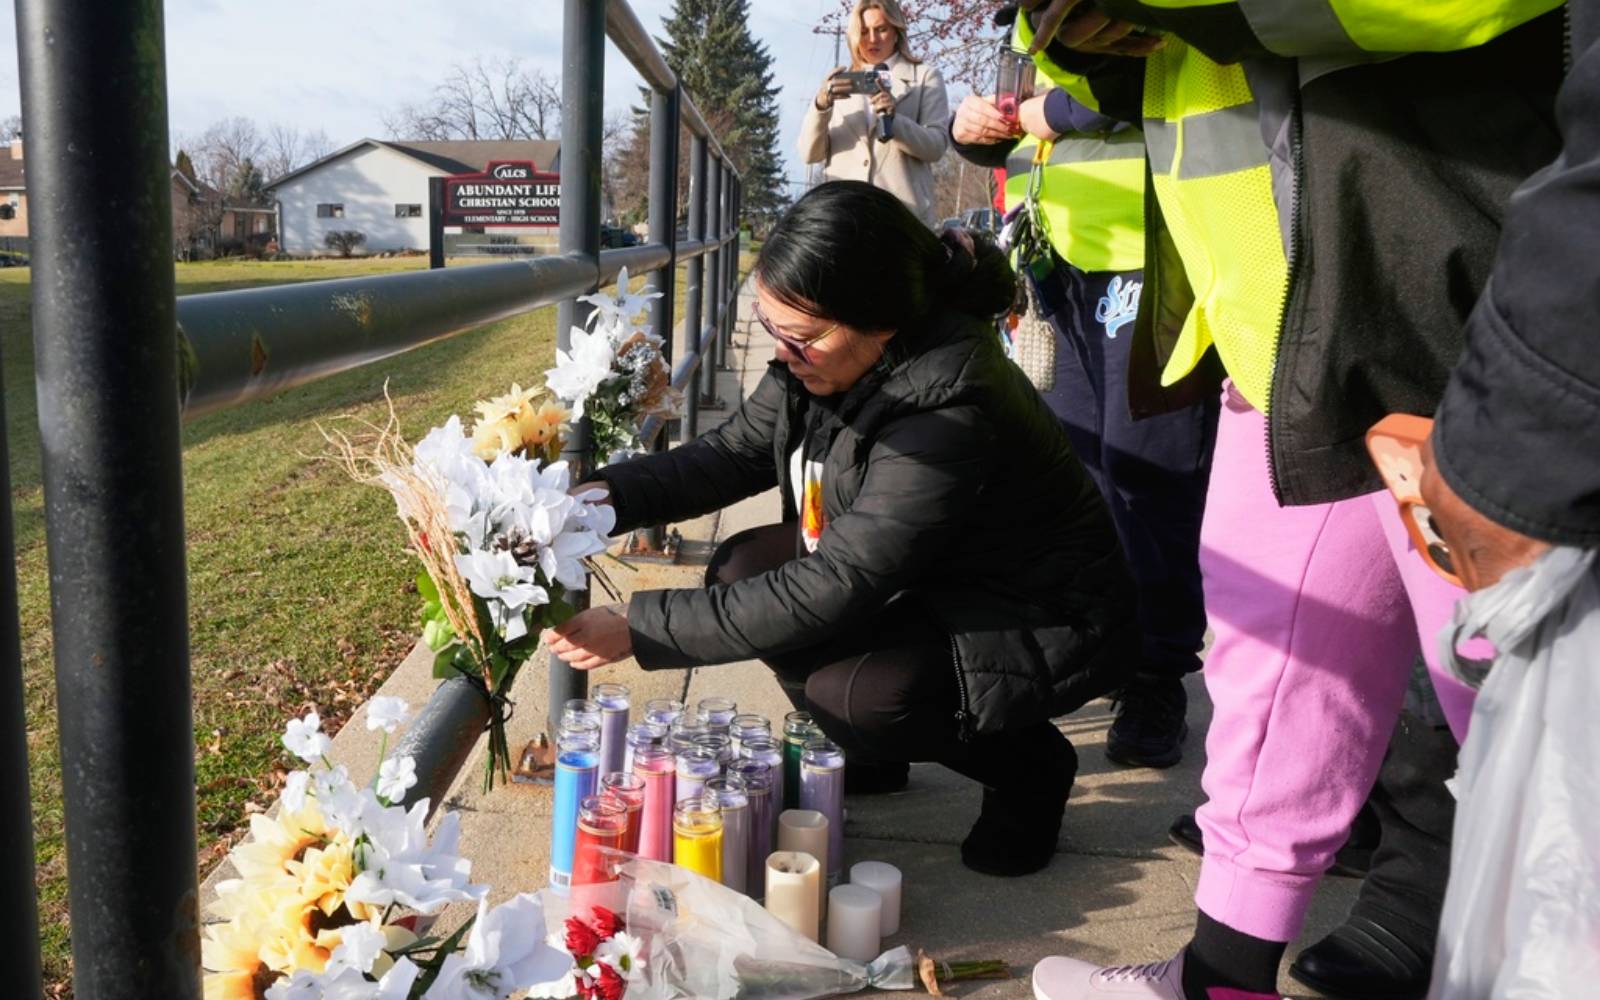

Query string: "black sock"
[[1181, 910, 1286, 999]]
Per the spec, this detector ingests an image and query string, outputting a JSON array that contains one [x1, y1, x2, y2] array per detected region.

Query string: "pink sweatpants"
[[1193, 387, 1474, 943]]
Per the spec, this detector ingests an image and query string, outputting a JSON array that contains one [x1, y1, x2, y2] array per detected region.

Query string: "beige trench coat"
[[797, 57, 950, 226]]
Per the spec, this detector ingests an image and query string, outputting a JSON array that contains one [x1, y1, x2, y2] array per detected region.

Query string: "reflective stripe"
[[1145, 104, 1269, 180], [1006, 132, 1143, 177], [1237, 0, 1364, 58]]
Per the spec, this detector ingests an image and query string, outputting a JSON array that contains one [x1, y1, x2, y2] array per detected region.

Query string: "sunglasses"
[[1366, 414, 1463, 588], [753, 302, 840, 364]]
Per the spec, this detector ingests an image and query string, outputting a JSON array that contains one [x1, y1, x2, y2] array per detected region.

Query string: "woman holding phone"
[[798, 0, 949, 225]]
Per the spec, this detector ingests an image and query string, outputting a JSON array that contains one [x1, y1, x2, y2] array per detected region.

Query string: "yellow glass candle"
[[672, 797, 723, 882]]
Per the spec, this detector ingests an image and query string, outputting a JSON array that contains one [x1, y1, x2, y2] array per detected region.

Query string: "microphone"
[[874, 63, 893, 142]]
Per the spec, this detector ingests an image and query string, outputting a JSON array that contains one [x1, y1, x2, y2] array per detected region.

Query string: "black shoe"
[[844, 759, 909, 795], [1166, 811, 1375, 879], [960, 783, 1070, 877], [1106, 674, 1189, 768], [1288, 915, 1432, 999]]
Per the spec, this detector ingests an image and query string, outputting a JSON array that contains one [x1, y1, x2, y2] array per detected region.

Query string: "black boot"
[[1289, 710, 1457, 1000], [1106, 673, 1189, 768], [950, 724, 1077, 877]]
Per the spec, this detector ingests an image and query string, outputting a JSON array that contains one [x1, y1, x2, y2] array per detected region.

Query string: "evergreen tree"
[[174, 149, 198, 186], [228, 158, 267, 206], [658, 0, 789, 227]]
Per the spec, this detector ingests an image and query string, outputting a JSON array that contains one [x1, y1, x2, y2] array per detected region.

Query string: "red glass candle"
[[600, 771, 646, 855], [572, 795, 628, 886]]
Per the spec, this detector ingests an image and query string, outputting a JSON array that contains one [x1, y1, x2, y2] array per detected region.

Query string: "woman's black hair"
[[754, 181, 1017, 330]]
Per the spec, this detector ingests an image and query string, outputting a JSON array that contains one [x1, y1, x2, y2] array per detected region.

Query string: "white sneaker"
[[1032, 952, 1187, 999]]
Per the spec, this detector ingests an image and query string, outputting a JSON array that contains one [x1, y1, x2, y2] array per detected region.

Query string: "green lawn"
[[4, 250, 747, 994]]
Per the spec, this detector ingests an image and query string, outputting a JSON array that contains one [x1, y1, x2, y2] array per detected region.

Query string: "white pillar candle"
[[849, 861, 902, 936], [778, 809, 830, 917], [764, 851, 821, 943], [826, 884, 882, 962]]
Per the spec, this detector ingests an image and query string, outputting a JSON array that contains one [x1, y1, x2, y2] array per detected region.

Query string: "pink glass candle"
[[632, 745, 676, 862]]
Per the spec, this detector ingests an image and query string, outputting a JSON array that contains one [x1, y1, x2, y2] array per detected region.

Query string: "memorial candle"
[[765, 851, 821, 943], [632, 746, 676, 862], [561, 698, 601, 729], [674, 746, 720, 804], [826, 884, 883, 962], [705, 776, 749, 894], [729, 713, 771, 756], [739, 737, 785, 841], [548, 723, 601, 892], [778, 809, 830, 916], [643, 698, 685, 727], [599, 771, 646, 854], [621, 721, 667, 774], [667, 720, 709, 755], [572, 795, 627, 887], [672, 797, 723, 881], [849, 861, 903, 936], [696, 731, 734, 765], [799, 739, 846, 887], [728, 759, 773, 898], [781, 711, 819, 810], [697, 696, 738, 732], [592, 683, 631, 777]]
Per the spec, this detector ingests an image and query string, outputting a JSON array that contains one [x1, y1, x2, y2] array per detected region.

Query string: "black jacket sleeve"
[[593, 365, 785, 533], [626, 403, 993, 668], [1432, 15, 1600, 547], [948, 118, 1016, 169]]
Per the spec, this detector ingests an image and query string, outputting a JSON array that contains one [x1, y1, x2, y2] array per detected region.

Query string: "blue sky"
[[0, 0, 935, 194]]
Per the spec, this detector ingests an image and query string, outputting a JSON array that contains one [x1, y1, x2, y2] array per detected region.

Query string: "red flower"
[[565, 915, 600, 957], [589, 906, 624, 940], [595, 962, 627, 1000]]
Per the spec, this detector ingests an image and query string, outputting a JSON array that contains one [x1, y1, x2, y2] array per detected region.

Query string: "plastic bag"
[[1430, 546, 1600, 998], [541, 855, 916, 999]]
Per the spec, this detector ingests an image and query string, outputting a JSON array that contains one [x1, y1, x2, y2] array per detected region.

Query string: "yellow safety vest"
[[1002, 128, 1146, 275]]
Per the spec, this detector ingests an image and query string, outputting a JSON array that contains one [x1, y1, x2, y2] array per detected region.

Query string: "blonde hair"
[[847, 0, 921, 68]]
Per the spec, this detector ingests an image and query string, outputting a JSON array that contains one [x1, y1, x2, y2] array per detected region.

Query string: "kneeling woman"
[[546, 181, 1137, 876]]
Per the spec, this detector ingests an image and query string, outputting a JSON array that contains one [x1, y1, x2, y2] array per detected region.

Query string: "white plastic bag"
[[541, 855, 916, 999], [1430, 546, 1600, 998]]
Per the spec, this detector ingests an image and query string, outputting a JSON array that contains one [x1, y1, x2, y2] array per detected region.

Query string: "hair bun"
[[937, 228, 977, 286]]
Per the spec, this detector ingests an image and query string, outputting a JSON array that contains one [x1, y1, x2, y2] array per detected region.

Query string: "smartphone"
[[994, 46, 1037, 124], [1366, 414, 1463, 587], [835, 70, 888, 95]]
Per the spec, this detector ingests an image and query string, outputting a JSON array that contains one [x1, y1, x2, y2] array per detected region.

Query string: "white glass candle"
[[849, 861, 902, 936], [778, 809, 829, 917], [826, 884, 882, 962], [764, 851, 821, 943]]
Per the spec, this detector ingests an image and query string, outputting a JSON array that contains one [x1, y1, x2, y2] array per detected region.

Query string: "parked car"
[[938, 216, 964, 231], [600, 224, 640, 248]]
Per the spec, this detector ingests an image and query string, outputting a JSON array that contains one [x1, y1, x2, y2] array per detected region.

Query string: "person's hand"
[[1022, 0, 1164, 57], [1418, 436, 1550, 591], [952, 94, 1020, 145], [815, 66, 851, 111], [542, 604, 633, 671], [1017, 94, 1059, 141], [869, 87, 896, 117]]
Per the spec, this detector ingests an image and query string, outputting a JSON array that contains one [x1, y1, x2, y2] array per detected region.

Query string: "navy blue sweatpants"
[[1031, 257, 1218, 679]]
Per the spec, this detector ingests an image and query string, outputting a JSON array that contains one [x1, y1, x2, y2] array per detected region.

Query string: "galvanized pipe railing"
[[681, 134, 708, 444]]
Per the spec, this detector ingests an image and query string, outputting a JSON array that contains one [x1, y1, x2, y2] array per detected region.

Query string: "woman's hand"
[[869, 87, 896, 118], [815, 66, 851, 111], [542, 604, 633, 671], [571, 482, 612, 506], [1418, 437, 1549, 591], [952, 94, 1019, 145], [1017, 94, 1059, 141], [1022, 0, 1164, 57]]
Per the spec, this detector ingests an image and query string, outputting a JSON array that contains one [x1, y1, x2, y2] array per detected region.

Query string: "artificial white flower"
[[366, 695, 411, 734], [376, 756, 418, 802], [545, 324, 619, 420], [327, 919, 387, 975], [264, 969, 326, 1000], [320, 783, 380, 840], [580, 265, 663, 339], [426, 894, 573, 1000], [282, 711, 332, 763], [281, 770, 310, 814], [594, 929, 648, 982], [454, 548, 548, 642], [344, 801, 485, 914]]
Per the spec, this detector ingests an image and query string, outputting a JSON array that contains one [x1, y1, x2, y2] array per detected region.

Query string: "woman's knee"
[[704, 523, 796, 588]]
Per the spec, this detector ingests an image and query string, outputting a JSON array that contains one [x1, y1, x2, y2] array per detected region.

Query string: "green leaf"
[[422, 616, 455, 652], [488, 652, 513, 688], [412, 915, 477, 994], [416, 571, 440, 605], [431, 643, 461, 680]]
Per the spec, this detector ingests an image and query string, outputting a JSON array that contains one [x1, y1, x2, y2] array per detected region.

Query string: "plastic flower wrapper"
[[537, 854, 918, 1000]]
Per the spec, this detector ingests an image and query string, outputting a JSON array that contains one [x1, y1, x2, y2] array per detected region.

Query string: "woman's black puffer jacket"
[[596, 313, 1139, 737]]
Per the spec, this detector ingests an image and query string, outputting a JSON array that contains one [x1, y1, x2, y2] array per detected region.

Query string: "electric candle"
[[849, 861, 902, 936], [599, 771, 646, 854], [674, 746, 720, 803], [765, 851, 822, 943], [781, 711, 820, 810], [799, 738, 845, 887], [548, 722, 601, 892], [631, 745, 676, 861], [672, 796, 723, 881], [826, 884, 883, 962], [778, 809, 830, 916], [705, 776, 749, 894], [592, 682, 631, 777], [572, 795, 627, 887]]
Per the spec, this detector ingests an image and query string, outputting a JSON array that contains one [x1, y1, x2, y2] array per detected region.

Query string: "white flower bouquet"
[[545, 268, 683, 465]]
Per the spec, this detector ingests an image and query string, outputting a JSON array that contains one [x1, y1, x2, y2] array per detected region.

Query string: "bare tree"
[[0, 114, 20, 143], [383, 57, 561, 141], [600, 110, 634, 223], [817, 0, 1008, 92], [187, 116, 266, 194], [261, 124, 335, 181]]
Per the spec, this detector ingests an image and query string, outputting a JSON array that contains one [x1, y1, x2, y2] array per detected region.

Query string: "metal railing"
[[8, 0, 742, 994]]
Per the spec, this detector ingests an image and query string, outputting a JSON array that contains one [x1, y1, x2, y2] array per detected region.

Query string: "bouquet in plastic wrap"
[[536, 856, 920, 1000]]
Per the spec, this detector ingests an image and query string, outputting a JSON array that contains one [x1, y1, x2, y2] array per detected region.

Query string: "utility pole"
[[807, 22, 848, 190]]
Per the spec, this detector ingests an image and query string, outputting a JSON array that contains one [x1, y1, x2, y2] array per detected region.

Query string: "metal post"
[[428, 176, 446, 269], [641, 83, 680, 548], [0, 354, 42, 1000], [727, 178, 742, 355], [717, 171, 737, 372], [681, 135, 707, 443], [550, 0, 605, 736], [17, 0, 201, 995], [700, 158, 723, 408]]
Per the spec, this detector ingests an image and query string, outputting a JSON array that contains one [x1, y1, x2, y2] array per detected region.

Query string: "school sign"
[[443, 161, 560, 226]]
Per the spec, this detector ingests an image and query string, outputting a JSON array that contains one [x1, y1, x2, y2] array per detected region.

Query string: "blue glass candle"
[[799, 738, 846, 887], [592, 683, 631, 777], [728, 758, 772, 898], [549, 722, 601, 893], [674, 746, 721, 804]]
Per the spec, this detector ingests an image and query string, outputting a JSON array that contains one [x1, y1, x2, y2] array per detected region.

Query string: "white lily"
[[344, 800, 484, 914], [376, 756, 418, 802], [454, 548, 549, 642], [281, 770, 310, 813], [282, 711, 331, 763], [580, 266, 662, 335], [425, 894, 574, 1000]]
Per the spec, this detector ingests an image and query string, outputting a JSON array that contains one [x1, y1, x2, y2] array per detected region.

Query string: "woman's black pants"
[[704, 523, 1076, 797]]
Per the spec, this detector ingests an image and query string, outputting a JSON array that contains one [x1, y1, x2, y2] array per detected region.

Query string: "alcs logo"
[[491, 164, 531, 180]]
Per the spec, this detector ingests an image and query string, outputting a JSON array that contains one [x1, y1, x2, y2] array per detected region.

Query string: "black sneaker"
[[1106, 674, 1189, 768]]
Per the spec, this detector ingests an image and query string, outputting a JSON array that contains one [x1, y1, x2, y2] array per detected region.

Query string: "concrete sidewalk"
[[297, 277, 1360, 998]]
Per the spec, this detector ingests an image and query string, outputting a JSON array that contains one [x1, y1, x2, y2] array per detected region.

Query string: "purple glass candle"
[[705, 775, 750, 894], [738, 736, 784, 843], [728, 758, 772, 898], [695, 731, 734, 765], [592, 683, 631, 777], [561, 698, 601, 730], [644, 698, 685, 727], [667, 720, 709, 754], [729, 713, 771, 756], [621, 721, 667, 774], [674, 746, 721, 804], [799, 738, 845, 887], [697, 696, 738, 732]]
